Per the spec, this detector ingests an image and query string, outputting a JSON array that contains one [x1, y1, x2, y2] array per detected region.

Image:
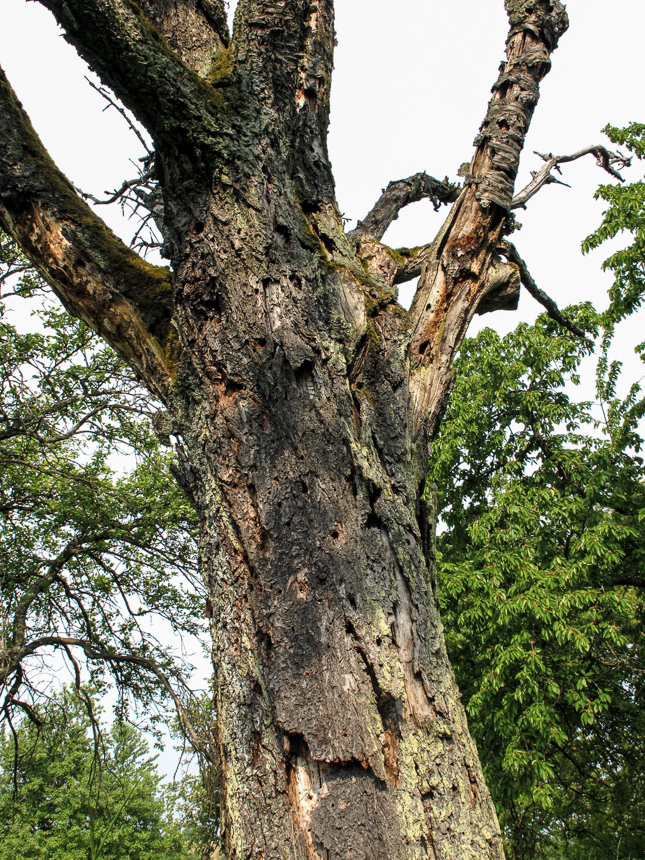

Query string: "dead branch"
[[511, 146, 631, 210], [499, 239, 587, 338], [349, 173, 461, 242]]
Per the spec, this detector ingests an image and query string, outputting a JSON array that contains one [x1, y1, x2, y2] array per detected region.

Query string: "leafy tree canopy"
[[0, 232, 204, 738]]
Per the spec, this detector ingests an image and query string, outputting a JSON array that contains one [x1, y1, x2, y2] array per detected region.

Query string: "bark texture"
[[0, 1, 570, 857]]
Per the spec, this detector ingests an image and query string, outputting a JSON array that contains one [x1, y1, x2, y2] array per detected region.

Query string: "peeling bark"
[[0, 1, 574, 857]]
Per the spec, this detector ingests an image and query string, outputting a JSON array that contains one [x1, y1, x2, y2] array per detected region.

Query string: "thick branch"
[[499, 240, 587, 337], [292, 0, 336, 206], [349, 174, 461, 242], [36, 0, 228, 159], [511, 146, 630, 209], [0, 67, 175, 399], [473, 0, 569, 211], [406, 0, 569, 445], [232, 0, 336, 205], [138, 0, 229, 77]]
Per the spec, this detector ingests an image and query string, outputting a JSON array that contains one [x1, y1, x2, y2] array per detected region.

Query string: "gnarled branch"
[[511, 146, 631, 209], [349, 174, 461, 242], [499, 240, 587, 337], [0, 67, 175, 399]]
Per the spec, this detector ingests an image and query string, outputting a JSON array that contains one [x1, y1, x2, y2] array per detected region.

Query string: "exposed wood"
[[406, 0, 569, 446]]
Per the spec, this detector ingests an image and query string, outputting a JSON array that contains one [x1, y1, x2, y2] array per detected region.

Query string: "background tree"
[[0, 230, 205, 746], [0, 687, 186, 860], [0, 1, 631, 856]]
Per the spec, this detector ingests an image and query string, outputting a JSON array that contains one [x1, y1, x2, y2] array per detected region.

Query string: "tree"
[[0, 687, 186, 860], [0, 230, 205, 743], [430, 314, 644, 858], [0, 1, 630, 856]]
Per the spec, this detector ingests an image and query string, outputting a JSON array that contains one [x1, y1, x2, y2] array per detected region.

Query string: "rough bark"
[[0, 1, 571, 857]]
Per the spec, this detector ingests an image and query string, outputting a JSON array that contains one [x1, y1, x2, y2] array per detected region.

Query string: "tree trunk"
[[0, 0, 570, 856]]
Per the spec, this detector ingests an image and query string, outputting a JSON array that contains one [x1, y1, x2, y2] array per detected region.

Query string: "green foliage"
[[429, 307, 645, 858], [583, 122, 645, 346], [0, 229, 202, 731], [0, 688, 185, 860]]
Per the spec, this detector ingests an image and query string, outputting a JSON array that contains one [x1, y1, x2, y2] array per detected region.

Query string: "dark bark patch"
[[310, 769, 407, 860]]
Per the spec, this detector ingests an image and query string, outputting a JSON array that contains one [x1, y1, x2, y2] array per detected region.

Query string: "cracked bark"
[[0, 1, 572, 857]]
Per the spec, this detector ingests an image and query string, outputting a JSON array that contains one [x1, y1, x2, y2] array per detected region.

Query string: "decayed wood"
[[406, 0, 569, 445], [0, 1, 580, 857]]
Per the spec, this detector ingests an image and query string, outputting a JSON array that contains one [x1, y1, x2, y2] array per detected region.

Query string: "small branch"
[[349, 173, 461, 242], [499, 240, 588, 339], [85, 78, 153, 158], [511, 146, 631, 210]]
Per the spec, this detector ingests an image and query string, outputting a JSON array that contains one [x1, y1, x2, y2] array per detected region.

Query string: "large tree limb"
[[499, 239, 587, 337], [511, 145, 631, 209], [349, 173, 461, 242], [138, 0, 230, 77], [0, 67, 175, 399], [36, 0, 229, 160], [406, 0, 569, 445]]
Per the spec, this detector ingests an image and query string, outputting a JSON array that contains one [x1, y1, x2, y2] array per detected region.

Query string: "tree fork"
[[0, 1, 571, 857]]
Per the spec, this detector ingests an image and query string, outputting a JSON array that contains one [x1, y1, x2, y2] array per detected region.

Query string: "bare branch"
[[4, 636, 214, 762], [511, 146, 631, 209], [349, 174, 461, 243], [84, 78, 153, 158], [499, 240, 588, 338]]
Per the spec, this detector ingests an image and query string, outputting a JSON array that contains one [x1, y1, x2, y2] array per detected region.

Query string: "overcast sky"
[[1, 0, 644, 772]]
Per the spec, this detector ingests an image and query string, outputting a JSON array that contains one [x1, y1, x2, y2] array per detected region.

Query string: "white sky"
[[1, 0, 644, 774]]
